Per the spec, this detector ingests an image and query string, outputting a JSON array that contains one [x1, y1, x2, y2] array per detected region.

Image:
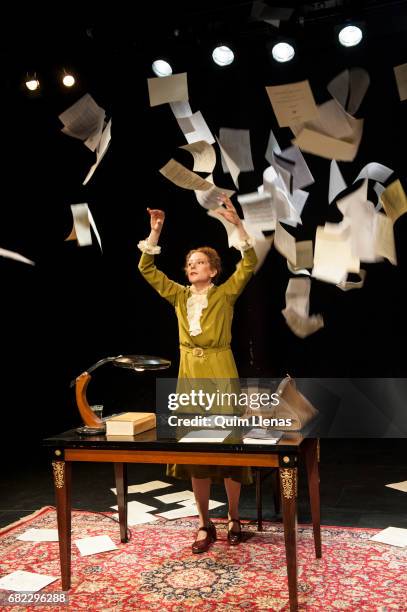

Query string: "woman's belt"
[[180, 345, 231, 358]]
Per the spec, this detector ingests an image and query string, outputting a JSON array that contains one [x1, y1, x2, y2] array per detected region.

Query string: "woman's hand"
[[215, 194, 242, 226], [147, 208, 165, 232]]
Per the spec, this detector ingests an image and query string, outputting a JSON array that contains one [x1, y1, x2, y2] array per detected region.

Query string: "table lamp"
[[72, 354, 171, 434]]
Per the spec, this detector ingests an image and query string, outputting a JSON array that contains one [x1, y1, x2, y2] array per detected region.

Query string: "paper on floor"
[[110, 500, 157, 513], [177, 499, 225, 510], [74, 535, 118, 556], [370, 526, 407, 547], [16, 529, 58, 542], [110, 480, 173, 495], [112, 512, 159, 526], [154, 490, 195, 504], [0, 570, 57, 592]]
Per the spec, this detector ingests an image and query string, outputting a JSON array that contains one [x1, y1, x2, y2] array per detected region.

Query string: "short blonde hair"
[[184, 247, 222, 282]]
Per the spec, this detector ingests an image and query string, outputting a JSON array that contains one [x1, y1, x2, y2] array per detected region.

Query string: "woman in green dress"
[[138, 195, 257, 553]]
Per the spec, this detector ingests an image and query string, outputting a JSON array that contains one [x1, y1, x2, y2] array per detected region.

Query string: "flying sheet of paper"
[[83, 118, 112, 185], [160, 159, 213, 191], [293, 114, 363, 161], [184, 111, 215, 145], [274, 222, 296, 265], [336, 270, 367, 291], [16, 529, 59, 542], [291, 99, 354, 140], [84, 115, 106, 152], [385, 480, 407, 493], [216, 137, 240, 188], [374, 182, 385, 210], [329, 160, 347, 204], [112, 511, 159, 526], [208, 208, 244, 247], [0, 247, 35, 266], [263, 167, 302, 226], [68, 203, 92, 246], [75, 535, 118, 557], [157, 506, 200, 519], [354, 162, 394, 184], [270, 155, 293, 193], [179, 140, 216, 173], [275, 146, 315, 191], [327, 68, 370, 115], [147, 72, 188, 107], [265, 128, 281, 162], [170, 100, 193, 118], [393, 63, 407, 101], [219, 128, 254, 175], [287, 261, 311, 276], [195, 176, 235, 210], [380, 179, 407, 223], [0, 570, 58, 592], [281, 277, 324, 338], [177, 116, 195, 134], [370, 526, 407, 547], [295, 240, 314, 269], [312, 224, 360, 284], [154, 490, 195, 504], [290, 189, 309, 218], [59, 93, 105, 143], [178, 499, 225, 510], [111, 480, 172, 495], [238, 191, 276, 231], [374, 213, 397, 265], [111, 500, 157, 513], [265, 80, 318, 127]]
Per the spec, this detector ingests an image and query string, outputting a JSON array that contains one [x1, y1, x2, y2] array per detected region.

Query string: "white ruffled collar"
[[186, 284, 214, 337]]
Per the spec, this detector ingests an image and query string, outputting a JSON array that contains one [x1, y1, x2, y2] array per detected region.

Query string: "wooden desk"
[[44, 430, 321, 612]]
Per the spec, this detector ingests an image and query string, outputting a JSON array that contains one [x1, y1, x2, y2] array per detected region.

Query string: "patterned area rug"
[[0, 506, 406, 611]]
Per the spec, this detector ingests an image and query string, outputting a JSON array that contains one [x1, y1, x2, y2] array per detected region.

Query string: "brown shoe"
[[191, 522, 217, 554], [227, 518, 242, 546]]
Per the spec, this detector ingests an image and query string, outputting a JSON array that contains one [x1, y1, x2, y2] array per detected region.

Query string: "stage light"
[[271, 42, 295, 63], [212, 45, 234, 66], [62, 71, 75, 87], [25, 75, 39, 91], [338, 24, 363, 47], [152, 59, 173, 77]]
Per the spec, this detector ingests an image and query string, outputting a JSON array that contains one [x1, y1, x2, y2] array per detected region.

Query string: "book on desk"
[[105, 412, 156, 436]]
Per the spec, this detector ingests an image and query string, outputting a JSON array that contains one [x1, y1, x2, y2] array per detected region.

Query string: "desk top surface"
[[43, 428, 307, 454]]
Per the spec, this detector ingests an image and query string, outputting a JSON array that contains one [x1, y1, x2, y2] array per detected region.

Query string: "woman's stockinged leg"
[[192, 476, 211, 541], [224, 477, 241, 526]]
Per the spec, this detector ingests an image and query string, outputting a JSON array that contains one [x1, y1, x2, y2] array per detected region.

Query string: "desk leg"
[[280, 467, 298, 612], [52, 460, 71, 591], [303, 439, 322, 558], [114, 463, 128, 543]]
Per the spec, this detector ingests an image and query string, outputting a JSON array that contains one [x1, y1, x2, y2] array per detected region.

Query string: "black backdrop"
[[1, 2, 407, 452]]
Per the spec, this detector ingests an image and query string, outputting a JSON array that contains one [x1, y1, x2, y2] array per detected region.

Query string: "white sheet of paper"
[[16, 529, 59, 542], [393, 63, 407, 101], [336, 270, 367, 291], [75, 535, 118, 557], [354, 162, 394, 184], [83, 119, 112, 185], [59, 93, 105, 142], [275, 146, 314, 190], [219, 128, 254, 173], [170, 100, 193, 118], [274, 222, 297, 265], [179, 141, 216, 173], [374, 213, 397, 265], [265, 128, 281, 162], [195, 178, 235, 210], [370, 526, 407, 547], [282, 307, 324, 338], [265, 80, 318, 127], [312, 224, 360, 284], [0, 247, 35, 266], [208, 208, 243, 247], [281, 278, 324, 338], [111, 500, 157, 512], [238, 191, 276, 231], [374, 182, 385, 210], [295, 240, 314, 269], [291, 98, 353, 140], [329, 160, 347, 204], [147, 72, 188, 107], [385, 480, 407, 493], [216, 137, 240, 188], [157, 506, 200, 519], [327, 68, 370, 115], [160, 159, 213, 191], [87, 207, 102, 252], [70, 203, 92, 246], [293, 116, 363, 162], [177, 116, 195, 134], [178, 499, 226, 510], [185, 111, 215, 145], [110, 480, 173, 495], [380, 179, 407, 223], [112, 511, 159, 526], [84, 114, 105, 152], [154, 490, 195, 504], [0, 570, 57, 592]]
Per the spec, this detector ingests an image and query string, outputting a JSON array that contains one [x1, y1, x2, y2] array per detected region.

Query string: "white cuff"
[[138, 239, 161, 255], [232, 236, 254, 253]]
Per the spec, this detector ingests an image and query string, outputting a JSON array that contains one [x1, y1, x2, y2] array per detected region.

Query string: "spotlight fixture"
[[152, 59, 173, 77], [62, 70, 75, 87], [271, 41, 295, 63], [338, 24, 363, 47], [212, 45, 234, 67], [25, 74, 40, 91]]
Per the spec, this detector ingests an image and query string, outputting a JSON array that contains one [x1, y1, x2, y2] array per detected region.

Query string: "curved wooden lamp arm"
[[75, 372, 102, 427]]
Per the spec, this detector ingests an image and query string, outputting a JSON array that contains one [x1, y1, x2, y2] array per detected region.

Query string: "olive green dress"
[[138, 246, 257, 483]]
